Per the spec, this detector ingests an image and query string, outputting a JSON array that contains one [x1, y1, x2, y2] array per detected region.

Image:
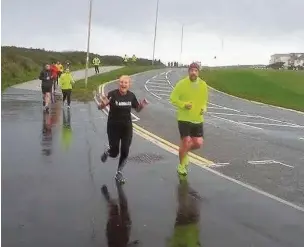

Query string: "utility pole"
[[179, 24, 184, 66], [152, 0, 159, 65], [84, 0, 93, 88]]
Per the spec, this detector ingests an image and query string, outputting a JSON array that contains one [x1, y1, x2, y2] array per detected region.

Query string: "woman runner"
[[97, 75, 148, 183]]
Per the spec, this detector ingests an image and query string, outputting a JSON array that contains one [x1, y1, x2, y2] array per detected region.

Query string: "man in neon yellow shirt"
[[170, 62, 208, 175]]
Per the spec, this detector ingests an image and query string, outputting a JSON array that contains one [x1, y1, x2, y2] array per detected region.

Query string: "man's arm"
[[39, 71, 44, 81], [170, 81, 186, 109], [201, 82, 208, 114], [59, 75, 63, 87]]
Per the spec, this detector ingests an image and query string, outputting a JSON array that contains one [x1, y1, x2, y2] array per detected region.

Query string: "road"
[[2, 68, 304, 247], [104, 68, 304, 207]]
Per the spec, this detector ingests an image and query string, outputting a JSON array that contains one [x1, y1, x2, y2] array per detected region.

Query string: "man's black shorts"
[[41, 83, 53, 94], [178, 121, 204, 138]]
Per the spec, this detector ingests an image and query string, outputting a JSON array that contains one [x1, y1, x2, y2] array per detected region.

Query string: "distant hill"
[[1, 46, 164, 90]]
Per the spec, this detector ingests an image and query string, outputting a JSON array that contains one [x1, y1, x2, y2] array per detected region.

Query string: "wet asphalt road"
[[2, 69, 304, 247], [105, 68, 304, 207]]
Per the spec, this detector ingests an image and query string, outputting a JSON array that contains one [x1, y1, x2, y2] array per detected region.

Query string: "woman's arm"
[[132, 94, 147, 112]]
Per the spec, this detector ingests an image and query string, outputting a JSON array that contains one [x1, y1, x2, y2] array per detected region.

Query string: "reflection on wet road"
[[101, 182, 139, 247], [168, 175, 202, 247], [2, 78, 304, 246]]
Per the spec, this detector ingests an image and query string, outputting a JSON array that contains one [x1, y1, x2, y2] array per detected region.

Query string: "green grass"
[[200, 69, 304, 112], [72, 65, 164, 102]]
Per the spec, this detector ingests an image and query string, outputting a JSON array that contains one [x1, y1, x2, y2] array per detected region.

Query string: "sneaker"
[[115, 171, 126, 184], [44, 105, 49, 113], [101, 147, 110, 163], [177, 163, 187, 176]]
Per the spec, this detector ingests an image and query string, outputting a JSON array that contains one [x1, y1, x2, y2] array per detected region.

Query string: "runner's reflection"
[[61, 109, 73, 151], [41, 111, 53, 156], [168, 175, 202, 247], [41, 101, 62, 156], [101, 182, 139, 247]]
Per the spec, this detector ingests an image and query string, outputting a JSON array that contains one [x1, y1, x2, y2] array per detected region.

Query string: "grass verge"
[[73, 65, 164, 102], [201, 69, 304, 112]]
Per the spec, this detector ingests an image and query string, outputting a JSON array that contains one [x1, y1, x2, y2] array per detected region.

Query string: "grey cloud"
[[158, 0, 304, 37], [2, 0, 304, 44]]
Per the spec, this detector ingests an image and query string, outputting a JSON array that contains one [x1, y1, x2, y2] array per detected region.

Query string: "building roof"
[[271, 54, 290, 57], [271, 53, 304, 58]]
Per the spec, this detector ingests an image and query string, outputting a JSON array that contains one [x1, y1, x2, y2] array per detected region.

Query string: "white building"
[[269, 53, 304, 67], [269, 54, 291, 66], [293, 54, 304, 67]]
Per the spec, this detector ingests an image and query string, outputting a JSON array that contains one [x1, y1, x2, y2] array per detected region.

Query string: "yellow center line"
[[133, 123, 214, 166]]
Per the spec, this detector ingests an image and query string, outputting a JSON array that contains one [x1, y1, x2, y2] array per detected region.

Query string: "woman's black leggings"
[[107, 121, 133, 171], [62, 89, 72, 106]]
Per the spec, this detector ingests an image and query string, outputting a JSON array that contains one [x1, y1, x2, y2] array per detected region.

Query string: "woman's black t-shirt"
[[107, 89, 139, 123]]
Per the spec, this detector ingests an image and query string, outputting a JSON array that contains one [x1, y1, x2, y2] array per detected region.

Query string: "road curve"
[[2, 68, 304, 247]]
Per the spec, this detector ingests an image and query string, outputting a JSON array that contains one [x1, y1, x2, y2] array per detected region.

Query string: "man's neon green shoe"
[[177, 154, 189, 175], [177, 163, 187, 175]]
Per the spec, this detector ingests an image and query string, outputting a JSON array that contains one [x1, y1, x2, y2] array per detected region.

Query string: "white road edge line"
[[241, 122, 303, 128], [146, 81, 169, 85], [211, 115, 263, 130], [209, 102, 241, 113], [150, 79, 168, 82], [208, 112, 304, 127], [146, 85, 173, 89], [100, 76, 304, 213], [156, 93, 171, 97], [148, 89, 172, 93], [248, 160, 294, 168], [207, 107, 225, 110]]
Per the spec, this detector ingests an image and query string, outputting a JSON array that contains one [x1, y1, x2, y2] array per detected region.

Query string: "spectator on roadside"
[[92, 57, 101, 74]]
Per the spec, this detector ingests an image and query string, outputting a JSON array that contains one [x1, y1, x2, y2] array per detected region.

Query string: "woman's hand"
[[99, 95, 111, 109], [136, 99, 149, 112]]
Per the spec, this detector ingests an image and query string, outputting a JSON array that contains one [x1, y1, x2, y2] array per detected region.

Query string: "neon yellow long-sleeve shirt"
[[170, 77, 208, 123], [59, 72, 74, 90]]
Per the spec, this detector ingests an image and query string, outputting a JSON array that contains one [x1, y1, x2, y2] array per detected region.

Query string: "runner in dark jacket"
[[39, 64, 53, 112]]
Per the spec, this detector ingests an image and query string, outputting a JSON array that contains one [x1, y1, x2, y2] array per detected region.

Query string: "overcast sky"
[[2, 0, 304, 65]]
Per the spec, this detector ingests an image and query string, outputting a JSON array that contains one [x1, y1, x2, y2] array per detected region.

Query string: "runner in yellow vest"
[[92, 57, 101, 74], [123, 54, 129, 65], [131, 54, 137, 64]]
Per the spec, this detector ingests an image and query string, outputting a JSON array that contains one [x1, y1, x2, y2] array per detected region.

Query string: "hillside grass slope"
[[201, 69, 304, 112]]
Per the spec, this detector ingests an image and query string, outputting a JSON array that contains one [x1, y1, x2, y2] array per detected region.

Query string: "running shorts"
[[41, 83, 53, 94], [178, 121, 203, 138]]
